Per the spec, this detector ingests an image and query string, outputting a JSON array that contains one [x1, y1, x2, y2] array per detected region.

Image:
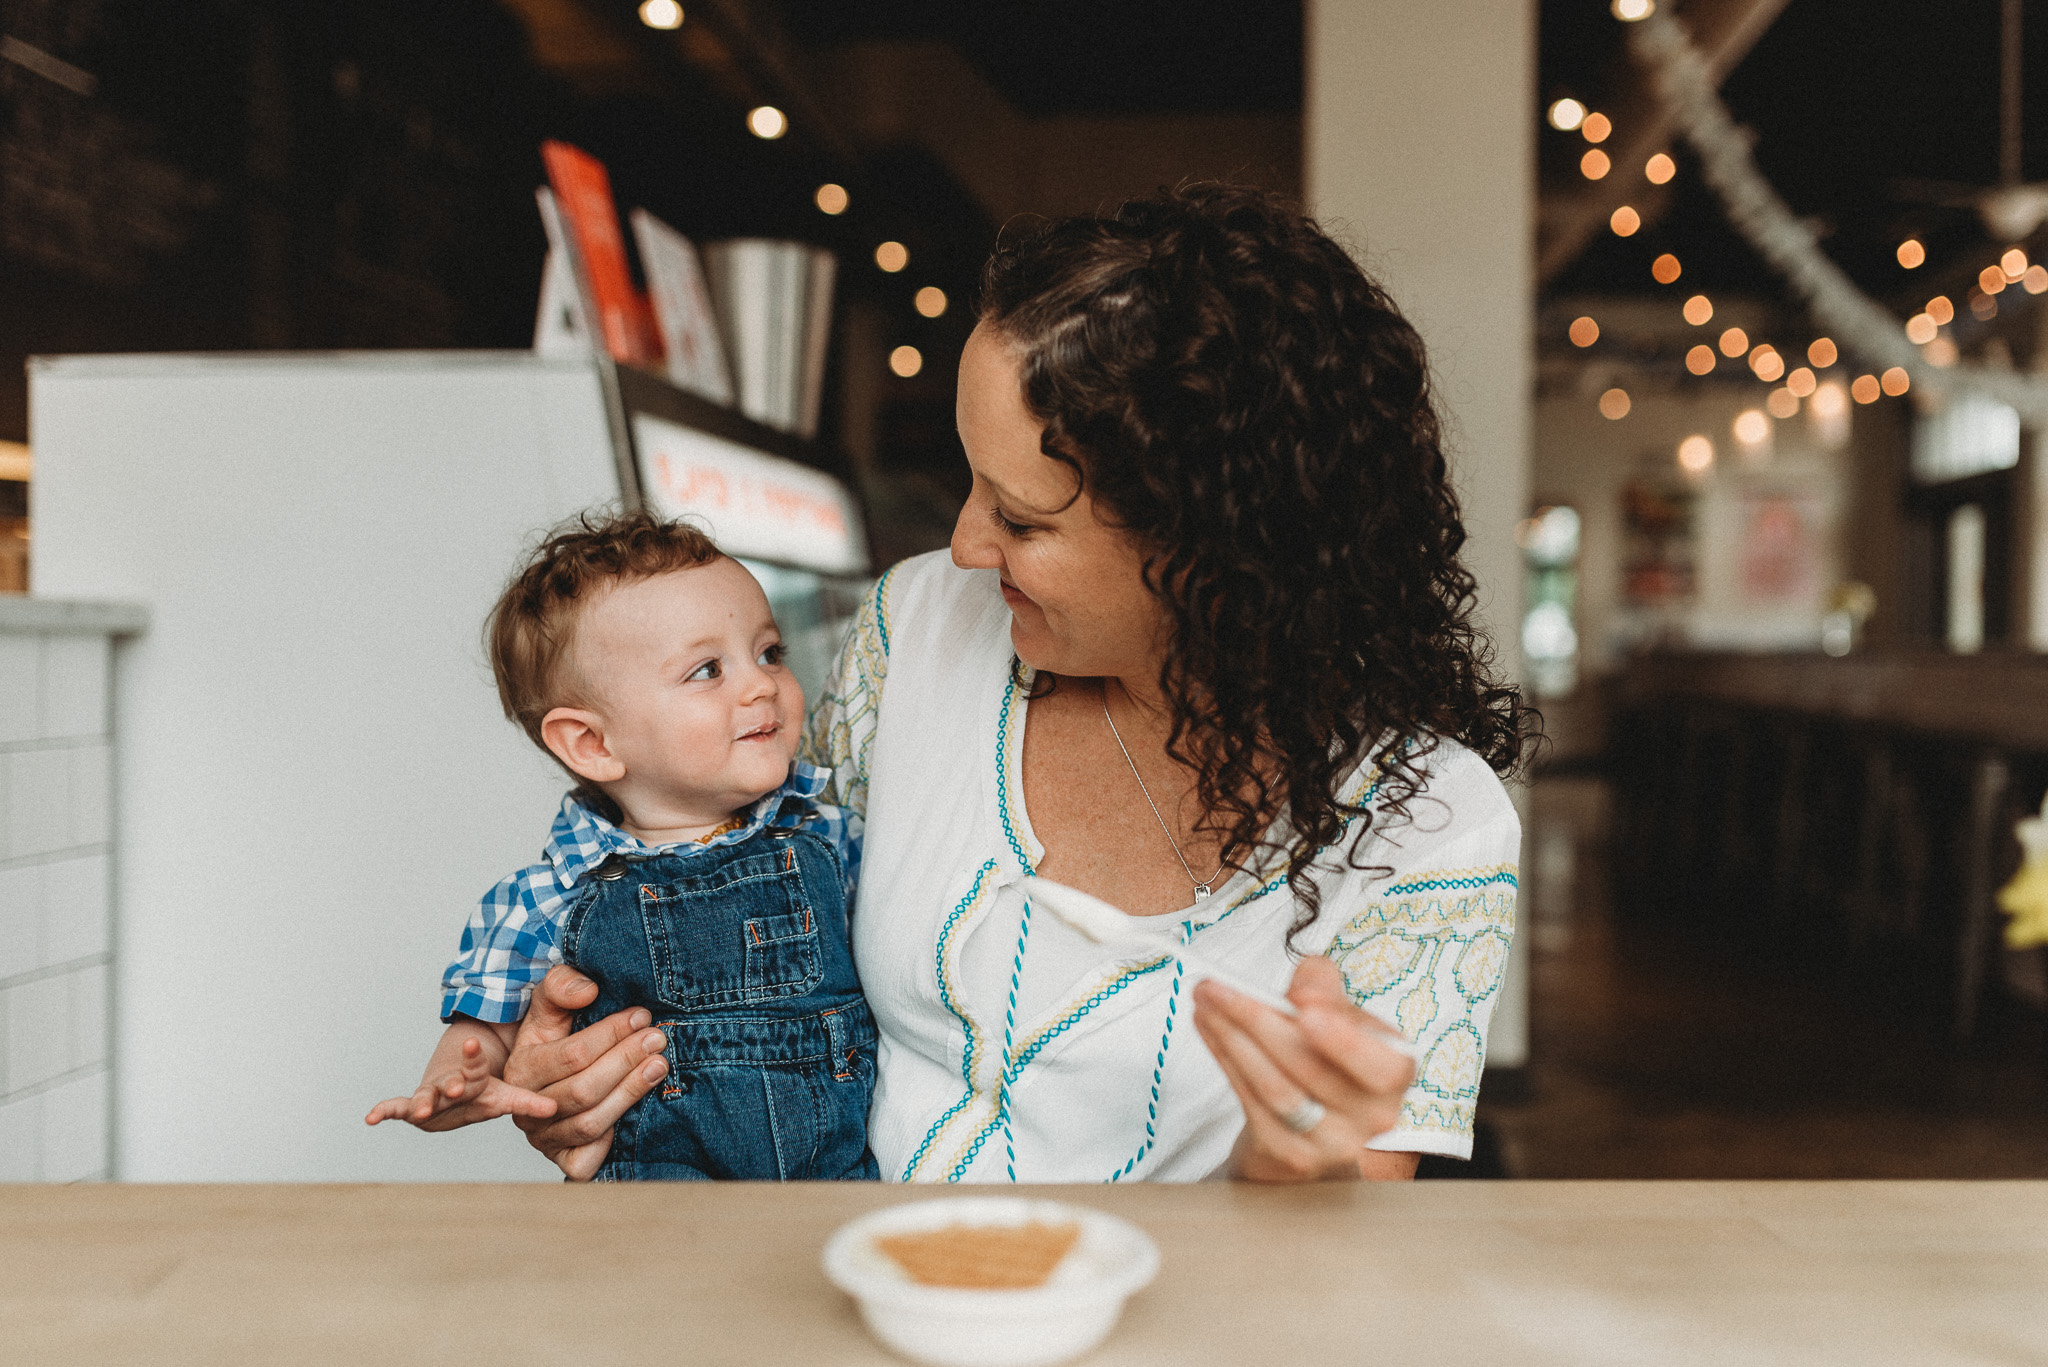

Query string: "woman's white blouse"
[[801, 553, 1520, 1181]]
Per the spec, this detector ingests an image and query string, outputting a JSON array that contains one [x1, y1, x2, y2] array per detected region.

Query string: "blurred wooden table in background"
[[6, 1181, 2046, 1365]]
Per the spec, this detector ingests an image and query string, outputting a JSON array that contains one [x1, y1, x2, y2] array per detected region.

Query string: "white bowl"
[[822, 1196, 1159, 1367]]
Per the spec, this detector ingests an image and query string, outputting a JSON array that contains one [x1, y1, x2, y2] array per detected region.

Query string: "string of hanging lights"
[[1625, 8, 2048, 424]]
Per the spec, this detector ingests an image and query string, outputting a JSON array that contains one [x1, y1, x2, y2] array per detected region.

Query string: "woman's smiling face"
[[950, 322, 1169, 684]]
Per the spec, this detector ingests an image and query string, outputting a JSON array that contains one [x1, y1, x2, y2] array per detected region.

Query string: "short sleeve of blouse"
[[1318, 747, 1520, 1160], [799, 564, 898, 820]]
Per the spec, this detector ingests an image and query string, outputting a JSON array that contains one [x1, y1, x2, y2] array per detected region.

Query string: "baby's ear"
[[540, 707, 625, 784]]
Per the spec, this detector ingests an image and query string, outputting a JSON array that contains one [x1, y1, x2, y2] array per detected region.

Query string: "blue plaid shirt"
[[440, 761, 861, 1024]]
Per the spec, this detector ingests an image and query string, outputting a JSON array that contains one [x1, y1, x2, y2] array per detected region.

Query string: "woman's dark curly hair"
[[977, 183, 1530, 936]]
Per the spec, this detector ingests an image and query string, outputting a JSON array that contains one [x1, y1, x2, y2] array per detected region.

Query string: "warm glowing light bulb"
[[1645, 152, 1676, 185], [1677, 434, 1713, 474], [1651, 252, 1682, 284], [1548, 98, 1587, 132], [1767, 387, 1800, 419], [1808, 337, 1837, 367], [814, 183, 849, 215], [1787, 366, 1817, 398], [1881, 366, 1910, 396], [1683, 294, 1713, 325], [2027, 265, 2048, 294], [1732, 409, 1770, 445], [1851, 374, 1881, 404], [1581, 149, 1611, 180], [1750, 346, 1784, 382], [747, 105, 787, 139], [2003, 247, 2028, 279], [1926, 295, 1954, 325], [874, 241, 909, 272], [1925, 336, 1959, 367], [1904, 313, 1937, 344], [1569, 316, 1600, 347], [1599, 387, 1631, 419], [1583, 112, 1612, 144], [1810, 381, 1848, 419], [1972, 290, 2000, 320], [638, 0, 683, 28], [1980, 265, 2008, 295], [1719, 327, 1749, 357], [914, 285, 948, 318], [1686, 344, 1716, 375], [1896, 239, 1925, 268], [889, 345, 923, 378], [1610, 205, 1640, 236], [1612, 0, 1655, 19]]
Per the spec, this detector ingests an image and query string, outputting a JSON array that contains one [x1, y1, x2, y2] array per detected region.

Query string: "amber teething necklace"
[[1101, 682, 1227, 903]]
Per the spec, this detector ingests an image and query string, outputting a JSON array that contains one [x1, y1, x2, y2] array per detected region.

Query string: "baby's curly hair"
[[486, 508, 721, 755], [978, 183, 1529, 935]]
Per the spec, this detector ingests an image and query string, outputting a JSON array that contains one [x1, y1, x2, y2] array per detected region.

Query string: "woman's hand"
[[499, 966, 672, 1180], [1191, 957, 1419, 1182]]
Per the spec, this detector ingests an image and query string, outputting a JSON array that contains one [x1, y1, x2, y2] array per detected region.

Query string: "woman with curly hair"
[[480, 183, 1526, 1182]]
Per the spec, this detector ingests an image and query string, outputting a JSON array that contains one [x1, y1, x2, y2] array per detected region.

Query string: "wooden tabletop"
[[7, 1181, 2046, 1365]]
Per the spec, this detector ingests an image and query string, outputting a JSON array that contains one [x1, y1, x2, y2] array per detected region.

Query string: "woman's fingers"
[[1195, 979, 1379, 1115], [1289, 958, 1415, 1095], [1195, 991, 1325, 1120], [1193, 1005, 1343, 1181], [504, 1010, 660, 1100], [551, 1132, 616, 1182], [1299, 1005, 1414, 1098], [519, 966, 602, 1045], [519, 1048, 668, 1157]]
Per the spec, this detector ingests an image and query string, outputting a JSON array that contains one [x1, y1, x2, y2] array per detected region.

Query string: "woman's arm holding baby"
[[502, 967, 671, 1179], [370, 968, 669, 1179]]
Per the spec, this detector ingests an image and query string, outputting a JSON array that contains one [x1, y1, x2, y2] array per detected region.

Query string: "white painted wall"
[[1535, 389, 1847, 667], [1304, 0, 1536, 1068], [0, 600, 141, 1181], [29, 353, 620, 1181]]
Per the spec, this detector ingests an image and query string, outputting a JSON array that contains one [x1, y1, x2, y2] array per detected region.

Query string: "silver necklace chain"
[[1101, 684, 1227, 901]]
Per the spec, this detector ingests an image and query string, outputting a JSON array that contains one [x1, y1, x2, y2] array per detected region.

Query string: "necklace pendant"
[[1193, 883, 1212, 901]]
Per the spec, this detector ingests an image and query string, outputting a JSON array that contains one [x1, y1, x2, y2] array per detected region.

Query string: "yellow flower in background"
[[1998, 796, 2048, 949]]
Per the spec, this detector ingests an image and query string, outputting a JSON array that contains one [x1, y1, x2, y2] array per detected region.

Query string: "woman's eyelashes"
[[987, 503, 1036, 537]]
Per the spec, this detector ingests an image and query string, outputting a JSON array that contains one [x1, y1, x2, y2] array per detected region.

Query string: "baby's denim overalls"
[[559, 824, 878, 1181]]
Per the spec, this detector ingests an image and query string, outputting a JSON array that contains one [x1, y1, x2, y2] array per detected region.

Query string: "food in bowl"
[[823, 1197, 1158, 1367], [874, 1220, 1082, 1289]]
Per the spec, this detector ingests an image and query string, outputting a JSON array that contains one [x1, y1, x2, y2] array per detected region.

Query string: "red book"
[[540, 140, 660, 366]]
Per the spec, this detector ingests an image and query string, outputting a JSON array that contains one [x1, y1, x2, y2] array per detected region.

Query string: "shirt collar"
[[545, 760, 832, 889]]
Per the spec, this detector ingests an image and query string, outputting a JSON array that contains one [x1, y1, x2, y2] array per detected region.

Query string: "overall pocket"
[[639, 840, 824, 1011]]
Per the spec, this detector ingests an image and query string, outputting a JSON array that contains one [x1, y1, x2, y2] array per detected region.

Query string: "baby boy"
[[367, 510, 877, 1181]]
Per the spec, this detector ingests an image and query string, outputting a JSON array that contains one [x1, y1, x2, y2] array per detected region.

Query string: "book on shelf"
[[532, 191, 591, 359], [529, 142, 840, 447], [631, 208, 735, 406], [539, 140, 662, 368], [702, 239, 837, 439]]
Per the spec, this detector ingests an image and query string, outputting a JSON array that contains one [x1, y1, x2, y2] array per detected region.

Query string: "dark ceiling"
[[778, 0, 1303, 115], [776, 0, 2045, 304], [1544, 0, 2048, 302]]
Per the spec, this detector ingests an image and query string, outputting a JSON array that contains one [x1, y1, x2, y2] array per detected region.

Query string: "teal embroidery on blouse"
[[902, 859, 998, 1182]]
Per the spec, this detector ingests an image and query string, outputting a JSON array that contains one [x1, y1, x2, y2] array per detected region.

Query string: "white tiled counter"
[[0, 596, 145, 1181]]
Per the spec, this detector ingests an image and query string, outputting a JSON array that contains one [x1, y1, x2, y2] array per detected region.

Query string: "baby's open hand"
[[365, 1034, 558, 1132]]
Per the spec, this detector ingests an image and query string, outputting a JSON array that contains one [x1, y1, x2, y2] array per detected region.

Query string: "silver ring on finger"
[[1279, 1096, 1327, 1135]]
